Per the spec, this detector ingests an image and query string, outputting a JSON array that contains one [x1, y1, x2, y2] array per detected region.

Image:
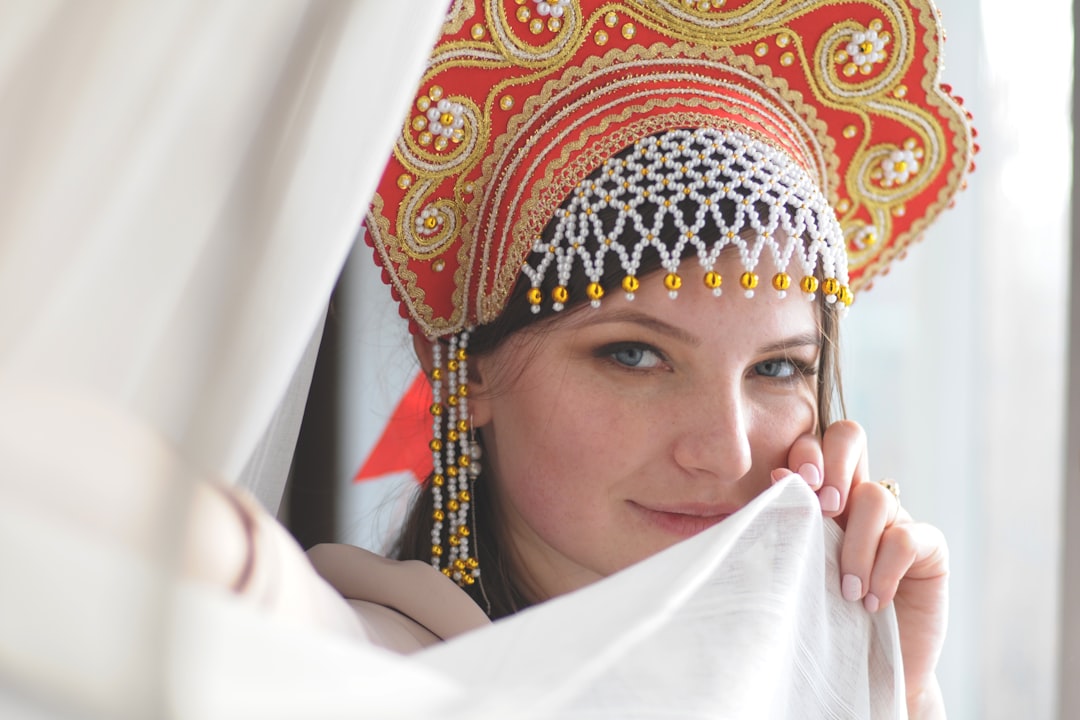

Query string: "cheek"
[[483, 377, 644, 533], [751, 389, 818, 467]]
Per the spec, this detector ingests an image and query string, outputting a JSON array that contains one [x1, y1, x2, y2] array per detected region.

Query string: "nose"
[[670, 381, 753, 482]]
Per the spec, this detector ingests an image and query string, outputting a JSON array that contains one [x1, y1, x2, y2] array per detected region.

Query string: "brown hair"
[[391, 142, 846, 619]]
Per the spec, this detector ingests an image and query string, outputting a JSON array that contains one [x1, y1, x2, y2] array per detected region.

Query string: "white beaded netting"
[[520, 127, 853, 311]]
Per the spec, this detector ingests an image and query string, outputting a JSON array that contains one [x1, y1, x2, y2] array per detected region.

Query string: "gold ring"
[[877, 479, 900, 502]]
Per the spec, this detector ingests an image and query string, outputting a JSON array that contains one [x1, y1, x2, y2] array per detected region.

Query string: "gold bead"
[[458, 454, 470, 468], [433, 136, 449, 152], [433, 509, 445, 522], [547, 17, 561, 32], [780, 52, 795, 66], [429, 438, 443, 452], [453, 559, 467, 571], [441, 567, 452, 577], [447, 499, 460, 512], [447, 466, 459, 478], [622, 275, 639, 293], [428, 85, 443, 101], [463, 574, 476, 586], [838, 286, 854, 306], [433, 474, 445, 487], [516, 6, 530, 21], [418, 131, 433, 146], [457, 383, 468, 397], [447, 394, 458, 407], [457, 419, 469, 433], [449, 534, 460, 546], [740, 271, 759, 290], [586, 282, 604, 301], [466, 557, 480, 569], [430, 368, 442, 381], [754, 42, 768, 57], [397, 173, 413, 189], [842, 125, 857, 139], [471, 23, 485, 39], [459, 525, 470, 537], [528, 287, 543, 305], [499, 95, 514, 111], [459, 489, 471, 503], [529, 18, 543, 34], [822, 278, 840, 296], [594, 29, 609, 45], [621, 23, 636, 39], [432, 544, 443, 557], [772, 272, 791, 291], [704, 271, 722, 289], [800, 276, 819, 294], [664, 272, 682, 291], [447, 429, 459, 442], [447, 359, 459, 372], [456, 348, 467, 361], [552, 285, 569, 304]]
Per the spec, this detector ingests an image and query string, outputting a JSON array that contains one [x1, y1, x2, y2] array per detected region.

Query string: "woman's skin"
[[420, 250, 948, 716]]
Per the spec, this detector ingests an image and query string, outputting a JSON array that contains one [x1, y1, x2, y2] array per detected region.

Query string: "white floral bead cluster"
[[427, 333, 481, 587], [533, 0, 571, 17], [520, 127, 853, 311]]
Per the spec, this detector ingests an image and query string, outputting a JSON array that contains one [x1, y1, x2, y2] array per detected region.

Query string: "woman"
[[308, 1, 974, 716]]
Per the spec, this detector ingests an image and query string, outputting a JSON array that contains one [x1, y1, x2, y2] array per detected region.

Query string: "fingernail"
[[798, 463, 821, 488], [819, 486, 840, 513], [863, 593, 880, 613], [842, 574, 862, 602]]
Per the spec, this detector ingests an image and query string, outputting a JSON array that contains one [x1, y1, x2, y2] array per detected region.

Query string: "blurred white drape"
[[0, 1, 447, 716], [0, 0, 441, 489]]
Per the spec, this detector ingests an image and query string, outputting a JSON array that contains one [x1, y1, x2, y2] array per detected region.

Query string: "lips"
[[629, 501, 737, 538]]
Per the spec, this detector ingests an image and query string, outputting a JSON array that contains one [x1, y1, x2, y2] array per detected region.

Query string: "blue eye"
[[605, 343, 665, 369], [755, 359, 796, 378]]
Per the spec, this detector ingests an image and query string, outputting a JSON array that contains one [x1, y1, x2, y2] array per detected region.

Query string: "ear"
[[412, 334, 494, 428]]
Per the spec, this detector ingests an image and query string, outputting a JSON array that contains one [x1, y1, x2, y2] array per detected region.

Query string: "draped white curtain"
[[0, 3, 906, 718]]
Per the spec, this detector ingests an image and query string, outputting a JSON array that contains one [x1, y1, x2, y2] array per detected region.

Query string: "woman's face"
[[470, 251, 820, 601]]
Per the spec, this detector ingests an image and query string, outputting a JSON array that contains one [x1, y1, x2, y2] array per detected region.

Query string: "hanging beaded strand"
[[428, 341, 447, 571], [427, 331, 480, 587], [451, 330, 481, 586]]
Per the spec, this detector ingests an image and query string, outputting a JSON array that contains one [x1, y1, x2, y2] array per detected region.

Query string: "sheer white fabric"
[[0, 2, 905, 718]]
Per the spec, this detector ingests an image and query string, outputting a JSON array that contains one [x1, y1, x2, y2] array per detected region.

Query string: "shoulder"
[[306, 543, 490, 650]]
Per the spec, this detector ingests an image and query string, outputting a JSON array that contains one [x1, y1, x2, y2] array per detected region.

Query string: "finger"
[[785, 432, 824, 490], [862, 523, 916, 612], [821, 420, 869, 519], [770, 467, 795, 484], [839, 480, 897, 603], [865, 521, 948, 612]]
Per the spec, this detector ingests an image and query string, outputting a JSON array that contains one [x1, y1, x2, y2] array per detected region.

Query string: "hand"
[[772, 421, 949, 718]]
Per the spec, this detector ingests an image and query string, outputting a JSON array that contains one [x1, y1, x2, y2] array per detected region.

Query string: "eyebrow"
[[757, 332, 822, 355], [575, 310, 701, 346], [576, 311, 822, 355]]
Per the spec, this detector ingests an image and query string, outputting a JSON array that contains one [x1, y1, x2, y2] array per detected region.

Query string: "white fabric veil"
[[0, 3, 906, 718]]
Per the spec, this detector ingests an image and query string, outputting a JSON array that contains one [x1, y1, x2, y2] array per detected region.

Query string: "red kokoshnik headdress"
[[366, 0, 976, 339]]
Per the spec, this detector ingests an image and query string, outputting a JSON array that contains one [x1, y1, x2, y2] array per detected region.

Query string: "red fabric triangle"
[[354, 371, 432, 484]]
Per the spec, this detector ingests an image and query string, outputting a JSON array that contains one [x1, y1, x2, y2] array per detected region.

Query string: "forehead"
[[545, 253, 821, 346]]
